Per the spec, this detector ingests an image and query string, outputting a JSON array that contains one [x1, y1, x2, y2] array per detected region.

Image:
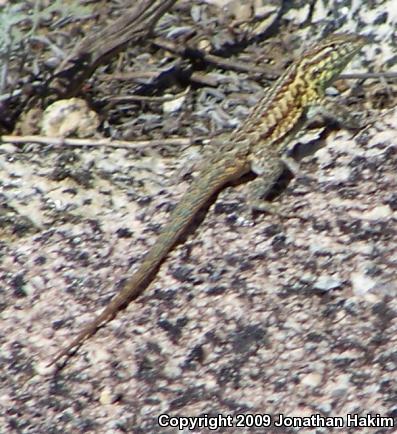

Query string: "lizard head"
[[300, 33, 368, 94]]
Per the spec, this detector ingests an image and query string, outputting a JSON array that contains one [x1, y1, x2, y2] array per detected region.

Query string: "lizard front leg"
[[307, 97, 368, 130]]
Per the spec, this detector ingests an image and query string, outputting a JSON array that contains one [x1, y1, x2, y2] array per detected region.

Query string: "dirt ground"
[[1, 1, 397, 433]]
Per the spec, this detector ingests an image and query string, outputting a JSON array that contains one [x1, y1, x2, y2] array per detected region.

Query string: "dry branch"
[[1, 134, 201, 149], [51, 0, 177, 98]]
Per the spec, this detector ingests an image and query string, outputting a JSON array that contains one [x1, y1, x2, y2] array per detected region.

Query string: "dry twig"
[[1, 134, 201, 149], [152, 37, 280, 78]]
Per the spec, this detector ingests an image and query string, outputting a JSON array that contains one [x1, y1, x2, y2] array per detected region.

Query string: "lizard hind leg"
[[246, 157, 287, 214]]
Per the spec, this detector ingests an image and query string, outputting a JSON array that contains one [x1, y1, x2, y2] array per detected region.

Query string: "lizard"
[[48, 33, 367, 366]]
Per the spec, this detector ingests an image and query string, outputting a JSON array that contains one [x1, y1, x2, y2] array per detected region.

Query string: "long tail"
[[48, 157, 248, 366]]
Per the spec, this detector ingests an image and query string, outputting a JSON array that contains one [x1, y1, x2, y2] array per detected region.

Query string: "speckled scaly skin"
[[49, 33, 367, 366]]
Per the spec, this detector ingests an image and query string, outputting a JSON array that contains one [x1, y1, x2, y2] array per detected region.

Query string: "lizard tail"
[[48, 159, 247, 366]]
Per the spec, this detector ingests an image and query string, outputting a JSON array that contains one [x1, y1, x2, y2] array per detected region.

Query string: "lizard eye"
[[311, 67, 321, 77]]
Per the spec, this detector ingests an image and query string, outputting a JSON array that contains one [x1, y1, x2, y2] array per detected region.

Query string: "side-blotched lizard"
[[49, 33, 367, 366]]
